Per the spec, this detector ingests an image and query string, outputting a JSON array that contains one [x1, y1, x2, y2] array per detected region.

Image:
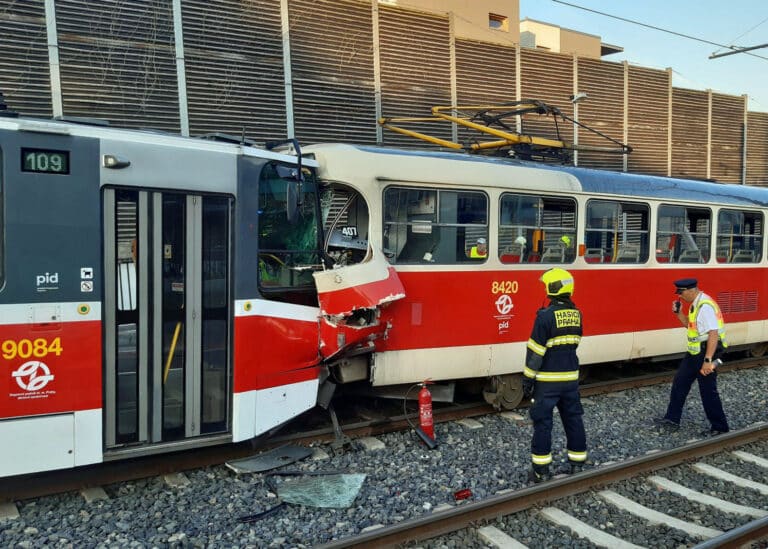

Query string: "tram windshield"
[[257, 163, 323, 289]]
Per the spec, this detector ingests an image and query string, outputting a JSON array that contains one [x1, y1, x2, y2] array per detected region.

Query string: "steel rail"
[[317, 423, 768, 548]]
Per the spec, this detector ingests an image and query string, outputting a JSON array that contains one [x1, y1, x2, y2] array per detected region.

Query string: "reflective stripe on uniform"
[[523, 366, 538, 379], [527, 338, 547, 356], [534, 370, 579, 382], [532, 453, 552, 465], [567, 450, 588, 462], [686, 296, 727, 355], [546, 335, 582, 347]]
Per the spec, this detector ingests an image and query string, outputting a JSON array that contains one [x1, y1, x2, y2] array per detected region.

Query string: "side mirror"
[[266, 138, 303, 224]]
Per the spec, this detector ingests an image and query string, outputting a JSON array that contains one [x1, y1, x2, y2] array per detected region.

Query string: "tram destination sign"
[[21, 148, 70, 175]]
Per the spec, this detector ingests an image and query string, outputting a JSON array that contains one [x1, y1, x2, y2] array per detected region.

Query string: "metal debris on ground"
[[225, 445, 312, 474]]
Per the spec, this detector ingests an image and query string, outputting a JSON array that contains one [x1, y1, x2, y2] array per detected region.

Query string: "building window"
[[489, 13, 509, 32]]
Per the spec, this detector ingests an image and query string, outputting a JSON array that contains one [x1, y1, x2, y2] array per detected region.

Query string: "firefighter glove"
[[522, 377, 535, 399]]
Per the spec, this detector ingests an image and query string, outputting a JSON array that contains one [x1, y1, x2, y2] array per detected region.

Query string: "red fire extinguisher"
[[418, 381, 435, 441]]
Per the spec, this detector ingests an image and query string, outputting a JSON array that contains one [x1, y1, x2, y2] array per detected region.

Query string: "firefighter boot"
[[568, 461, 584, 475], [529, 464, 551, 484]]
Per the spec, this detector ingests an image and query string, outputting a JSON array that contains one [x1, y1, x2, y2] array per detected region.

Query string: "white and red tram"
[[310, 144, 768, 409], [0, 112, 396, 478]]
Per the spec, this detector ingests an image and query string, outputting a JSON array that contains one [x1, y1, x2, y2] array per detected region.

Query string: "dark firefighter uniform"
[[523, 268, 587, 482]]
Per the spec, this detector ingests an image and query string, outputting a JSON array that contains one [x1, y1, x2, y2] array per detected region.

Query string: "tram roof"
[[319, 144, 768, 209]]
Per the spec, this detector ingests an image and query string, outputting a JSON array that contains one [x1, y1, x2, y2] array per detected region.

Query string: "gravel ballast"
[[1, 364, 767, 548]]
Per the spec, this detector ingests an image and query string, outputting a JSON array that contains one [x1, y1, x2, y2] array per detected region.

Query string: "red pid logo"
[[12, 360, 55, 391]]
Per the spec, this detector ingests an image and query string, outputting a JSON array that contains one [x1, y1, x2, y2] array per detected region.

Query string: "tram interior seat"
[[397, 229, 440, 263], [540, 246, 565, 263], [731, 249, 755, 263], [500, 243, 525, 263], [655, 249, 673, 263], [615, 246, 640, 263], [584, 248, 604, 263], [716, 246, 731, 263], [678, 249, 703, 263]]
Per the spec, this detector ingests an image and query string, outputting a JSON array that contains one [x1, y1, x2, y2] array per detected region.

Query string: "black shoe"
[[569, 463, 584, 475], [528, 466, 551, 484], [652, 417, 680, 429], [700, 428, 729, 437]]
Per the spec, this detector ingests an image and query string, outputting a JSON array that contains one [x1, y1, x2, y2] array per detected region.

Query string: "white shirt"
[[693, 292, 719, 333]]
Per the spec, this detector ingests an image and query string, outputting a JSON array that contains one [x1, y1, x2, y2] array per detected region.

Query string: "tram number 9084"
[[21, 148, 70, 174], [2, 338, 63, 360]]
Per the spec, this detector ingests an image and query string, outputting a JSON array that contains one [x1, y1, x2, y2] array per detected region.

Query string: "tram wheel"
[[482, 374, 524, 410], [750, 342, 768, 358]]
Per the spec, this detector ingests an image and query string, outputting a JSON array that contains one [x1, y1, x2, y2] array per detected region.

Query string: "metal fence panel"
[[0, 0, 52, 117], [55, 0, 180, 132], [671, 87, 708, 180], [378, 4, 452, 147], [183, 0, 286, 141], [627, 65, 669, 176], [289, 0, 376, 144], [747, 111, 768, 187], [710, 93, 744, 183], [575, 57, 624, 171]]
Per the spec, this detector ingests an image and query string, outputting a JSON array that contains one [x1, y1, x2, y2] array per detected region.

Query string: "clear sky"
[[519, 0, 768, 112]]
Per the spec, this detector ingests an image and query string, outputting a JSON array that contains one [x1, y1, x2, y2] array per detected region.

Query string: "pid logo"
[[12, 360, 55, 391]]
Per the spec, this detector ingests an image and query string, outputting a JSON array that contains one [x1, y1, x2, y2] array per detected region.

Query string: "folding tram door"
[[103, 188, 232, 451]]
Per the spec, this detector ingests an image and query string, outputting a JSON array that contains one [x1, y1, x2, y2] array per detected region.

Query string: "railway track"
[[0, 357, 763, 504], [316, 423, 768, 548]]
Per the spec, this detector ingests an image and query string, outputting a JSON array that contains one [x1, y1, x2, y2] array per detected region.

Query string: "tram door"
[[103, 189, 231, 449]]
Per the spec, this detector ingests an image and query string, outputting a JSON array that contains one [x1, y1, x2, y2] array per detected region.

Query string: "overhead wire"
[[551, 0, 768, 61]]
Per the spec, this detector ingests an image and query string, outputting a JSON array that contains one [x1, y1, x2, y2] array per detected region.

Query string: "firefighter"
[[522, 268, 587, 483], [653, 278, 730, 435]]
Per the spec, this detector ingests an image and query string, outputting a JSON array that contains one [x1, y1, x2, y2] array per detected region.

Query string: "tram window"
[[499, 194, 576, 264], [717, 209, 763, 263], [657, 205, 711, 264], [585, 200, 649, 264], [383, 187, 488, 264], [257, 163, 322, 290]]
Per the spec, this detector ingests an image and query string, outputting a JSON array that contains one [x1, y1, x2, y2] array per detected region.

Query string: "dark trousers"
[[530, 381, 586, 463], [664, 352, 729, 431]]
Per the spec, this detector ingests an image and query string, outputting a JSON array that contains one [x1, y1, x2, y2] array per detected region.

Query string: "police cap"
[[674, 278, 697, 294]]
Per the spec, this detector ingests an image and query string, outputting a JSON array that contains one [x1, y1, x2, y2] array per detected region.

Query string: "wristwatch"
[[704, 357, 713, 363]]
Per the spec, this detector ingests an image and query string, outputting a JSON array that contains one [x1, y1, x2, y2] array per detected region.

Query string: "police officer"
[[654, 278, 730, 435], [522, 268, 587, 482]]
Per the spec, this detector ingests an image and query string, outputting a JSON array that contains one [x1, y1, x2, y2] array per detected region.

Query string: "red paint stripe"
[[232, 315, 320, 392], [378, 268, 767, 351]]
